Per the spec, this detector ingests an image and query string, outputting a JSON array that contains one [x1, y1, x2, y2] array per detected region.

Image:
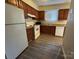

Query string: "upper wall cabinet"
[[27, 5, 34, 15], [5, 0, 18, 6], [27, 5, 39, 19], [38, 11, 45, 20], [18, 0, 23, 9], [22, 2, 28, 19], [5, 0, 45, 20], [5, 0, 23, 9], [58, 9, 69, 20]]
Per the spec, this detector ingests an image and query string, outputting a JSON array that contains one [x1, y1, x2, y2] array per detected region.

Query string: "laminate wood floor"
[[17, 34, 64, 59]]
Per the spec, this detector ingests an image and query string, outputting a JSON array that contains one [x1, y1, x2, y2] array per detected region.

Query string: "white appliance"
[[25, 17, 37, 27], [55, 26, 65, 37], [34, 25, 40, 39], [5, 4, 28, 59]]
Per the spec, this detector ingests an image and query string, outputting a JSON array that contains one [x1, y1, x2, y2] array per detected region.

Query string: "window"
[[45, 9, 58, 22]]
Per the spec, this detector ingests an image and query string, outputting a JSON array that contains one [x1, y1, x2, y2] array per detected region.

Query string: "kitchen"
[[23, 0, 69, 42], [5, 0, 72, 59]]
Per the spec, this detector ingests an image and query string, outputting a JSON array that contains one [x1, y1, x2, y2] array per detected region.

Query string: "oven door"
[[34, 25, 40, 39]]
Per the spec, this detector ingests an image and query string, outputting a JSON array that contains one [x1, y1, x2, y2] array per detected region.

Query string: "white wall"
[[63, 0, 74, 59]]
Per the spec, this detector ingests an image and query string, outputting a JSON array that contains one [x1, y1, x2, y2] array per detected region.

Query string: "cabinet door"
[[6, 0, 18, 6], [35, 10, 39, 19], [31, 7, 35, 15], [40, 26, 51, 34], [28, 5, 33, 14], [40, 26, 46, 34], [6, 0, 24, 9], [58, 9, 64, 20], [58, 9, 69, 20], [64, 9, 69, 19], [18, 0, 23, 9], [38, 11, 45, 20], [26, 27, 34, 43], [40, 26, 56, 35], [51, 26, 56, 35], [23, 2, 28, 19]]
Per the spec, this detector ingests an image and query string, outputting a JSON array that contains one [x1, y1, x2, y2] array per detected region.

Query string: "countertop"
[[26, 25, 34, 29], [26, 20, 67, 29], [41, 20, 67, 27]]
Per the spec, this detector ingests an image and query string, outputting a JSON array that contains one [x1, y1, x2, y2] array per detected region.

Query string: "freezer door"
[[5, 4, 25, 24], [5, 24, 28, 59]]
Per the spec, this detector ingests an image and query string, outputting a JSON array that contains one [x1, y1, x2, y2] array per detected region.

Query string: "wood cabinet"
[[38, 11, 45, 20], [27, 5, 32, 14], [58, 9, 69, 20], [32, 9, 39, 19], [5, 0, 23, 9], [22, 1, 39, 19], [5, 0, 44, 20], [26, 27, 35, 43], [40, 26, 51, 34], [18, 0, 23, 9], [5, 0, 18, 6], [27, 5, 39, 19], [22, 2, 28, 19], [40, 25, 56, 35], [51, 26, 56, 35]]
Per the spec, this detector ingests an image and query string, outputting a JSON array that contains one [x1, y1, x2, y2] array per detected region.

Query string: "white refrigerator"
[[5, 4, 28, 59]]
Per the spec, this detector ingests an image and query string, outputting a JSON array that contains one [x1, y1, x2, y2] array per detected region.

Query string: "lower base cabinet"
[[40, 25, 56, 35], [26, 27, 35, 43]]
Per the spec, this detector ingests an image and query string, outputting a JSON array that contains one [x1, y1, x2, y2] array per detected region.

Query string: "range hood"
[[27, 13, 36, 18]]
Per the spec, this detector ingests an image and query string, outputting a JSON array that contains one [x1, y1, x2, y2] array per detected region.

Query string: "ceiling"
[[33, 0, 71, 6]]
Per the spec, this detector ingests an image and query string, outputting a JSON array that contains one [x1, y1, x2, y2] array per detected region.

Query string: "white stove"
[[34, 25, 40, 39]]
